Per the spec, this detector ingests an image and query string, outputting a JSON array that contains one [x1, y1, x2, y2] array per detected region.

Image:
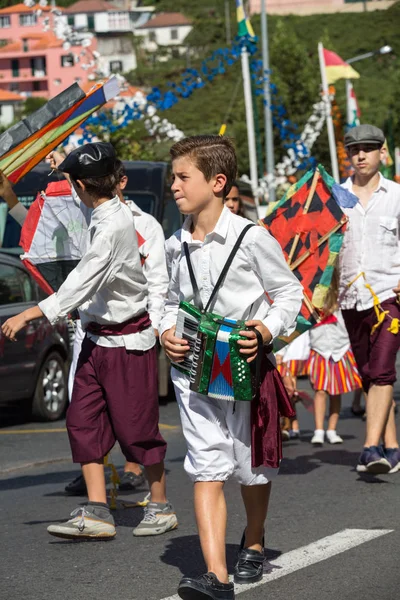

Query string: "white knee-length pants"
[[171, 367, 278, 485]]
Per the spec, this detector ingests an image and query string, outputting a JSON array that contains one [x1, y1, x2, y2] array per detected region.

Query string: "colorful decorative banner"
[[0, 78, 119, 184], [260, 165, 348, 345], [346, 81, 361, 128], [236, 0, 255, 39]]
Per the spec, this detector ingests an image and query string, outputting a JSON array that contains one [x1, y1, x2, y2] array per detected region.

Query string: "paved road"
[[1, 380, 399, 600]]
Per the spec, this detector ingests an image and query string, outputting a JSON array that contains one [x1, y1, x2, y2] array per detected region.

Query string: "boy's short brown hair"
[[170, 135, 237, 197], [71, 173, 118, 201], [114, 159, 126, 182]]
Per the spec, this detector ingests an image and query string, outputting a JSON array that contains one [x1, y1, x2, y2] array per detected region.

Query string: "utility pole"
[[261, 0, 275, 202], [241, 46, 259, 209], [318, 42, 339, 183]]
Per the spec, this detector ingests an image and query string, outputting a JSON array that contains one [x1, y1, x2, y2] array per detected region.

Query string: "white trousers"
[[67, 320, 85, 401], [171, 367, 278, 486]]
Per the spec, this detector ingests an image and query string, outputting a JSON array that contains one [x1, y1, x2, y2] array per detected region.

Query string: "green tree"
[[22, 97, 47, 117]]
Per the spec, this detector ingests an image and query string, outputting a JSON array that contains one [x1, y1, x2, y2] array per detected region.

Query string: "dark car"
[[0, 251, 70, 421]]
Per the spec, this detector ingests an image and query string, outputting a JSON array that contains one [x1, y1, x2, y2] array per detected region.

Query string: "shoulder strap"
[[183, 223, 255, 313], [205, 223, 255, 312], [183, 241, 204, 311]]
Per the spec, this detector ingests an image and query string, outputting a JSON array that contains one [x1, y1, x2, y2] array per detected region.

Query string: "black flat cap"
[[59, 142, 117, 179], [344, 124, 385, 148]]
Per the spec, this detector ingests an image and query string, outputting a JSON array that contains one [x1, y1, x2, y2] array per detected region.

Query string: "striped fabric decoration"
[[277, 359, 308, 378], [307, 349, 362, 395]]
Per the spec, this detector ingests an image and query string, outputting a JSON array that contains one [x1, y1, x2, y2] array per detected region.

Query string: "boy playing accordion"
[[160, 135, 303, 600]]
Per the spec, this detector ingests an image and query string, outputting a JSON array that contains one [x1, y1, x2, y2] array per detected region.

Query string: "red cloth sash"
[[85, 312, 152, 336], [313, 314, 338, 328], [251, 354, 295, 469]]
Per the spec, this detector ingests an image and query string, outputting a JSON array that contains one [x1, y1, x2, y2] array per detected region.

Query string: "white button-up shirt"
[[338, 174, 400, 311], [9, 202, 28, 226], [276, 330, 310, 362], [159, 207, 303, 340], [309, 311, 350, 361], [125, 200, 168, 331], [39, 196, 155, 351]]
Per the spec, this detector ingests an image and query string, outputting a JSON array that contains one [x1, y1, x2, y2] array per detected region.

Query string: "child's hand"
[[238, 320, 272, 363], [46, 151, 65, 171], [282, 372, 296, 399], [1, 313, 29, 342], [161, 326, 190, 363], [0, 169, 13, 198]]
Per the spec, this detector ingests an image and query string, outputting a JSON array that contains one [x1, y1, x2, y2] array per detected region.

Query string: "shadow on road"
[[0, 469, 79, 491], [160, 534, 282, 576], [279, 449, 361, 475]]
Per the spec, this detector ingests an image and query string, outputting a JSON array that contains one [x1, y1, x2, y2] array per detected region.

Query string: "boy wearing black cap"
[[339, 124, 400, 474], [1, 142, 177, 539]]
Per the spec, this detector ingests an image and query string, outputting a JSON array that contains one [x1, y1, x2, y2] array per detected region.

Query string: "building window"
[[10, 83, 19, 92], [109, 60, 123, 73], [170, 29, 178, 41], [33, 81, 41, 91], [30, 57, 46, 76], [23, 39, 29, 52], [61, 54, 74, 68], [148, 31, 156, 42], [11, 59, 19, 77], [87, 15, 95, 30], [19, 14, 37, 26], [108, 11, 129, 30], [0, 16, 11, 28], [67, 16, 75, 27]]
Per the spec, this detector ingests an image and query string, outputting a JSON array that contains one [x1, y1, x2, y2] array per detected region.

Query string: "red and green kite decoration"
[[260, 164, 348, 348]]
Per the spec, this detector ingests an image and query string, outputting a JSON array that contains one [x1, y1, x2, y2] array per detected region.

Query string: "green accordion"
[[173, 301, 256, 402]]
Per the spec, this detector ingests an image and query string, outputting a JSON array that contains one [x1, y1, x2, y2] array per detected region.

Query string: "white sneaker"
[[47, 505, 116, 540], [132, 501, 178, 536], [281, 430, 290, 441], [311, 430, 324, 445], [289, 429, 300, 439], [326, 430, 343, 444]]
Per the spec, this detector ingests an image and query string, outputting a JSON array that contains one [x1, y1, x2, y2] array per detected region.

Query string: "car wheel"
[[32, 351, 68, 421]]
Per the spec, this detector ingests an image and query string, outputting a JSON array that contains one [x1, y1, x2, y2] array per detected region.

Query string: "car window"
[[0, 264, 33, 305], [162, 198, 183, 238], [122, 192, 156, 216]]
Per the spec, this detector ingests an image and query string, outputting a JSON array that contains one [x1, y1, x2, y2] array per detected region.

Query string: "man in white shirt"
[[339, 124, 400, 475], [1, 143, 177, 539]]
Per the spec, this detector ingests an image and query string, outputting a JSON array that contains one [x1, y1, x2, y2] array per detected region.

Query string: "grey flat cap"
[[344, 124, 385, 148]]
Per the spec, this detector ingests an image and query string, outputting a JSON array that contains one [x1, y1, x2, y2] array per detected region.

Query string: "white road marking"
[[159, 528, 393, 600]]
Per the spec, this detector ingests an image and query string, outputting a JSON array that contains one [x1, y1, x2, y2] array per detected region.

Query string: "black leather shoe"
[[64, 474, 87, 495], [178, 572, 234, 600], [234, 530, 265, 584], [118, 470, 145, 491]]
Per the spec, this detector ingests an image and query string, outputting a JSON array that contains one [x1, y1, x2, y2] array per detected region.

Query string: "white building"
[[135, 12, 192, 57], [0, 88, 24, 127], [63, 0, 154, 75]]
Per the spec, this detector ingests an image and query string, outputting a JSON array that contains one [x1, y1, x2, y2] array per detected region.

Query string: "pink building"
[[249, 0, 395, 15], [0, 3, 97, 99]]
